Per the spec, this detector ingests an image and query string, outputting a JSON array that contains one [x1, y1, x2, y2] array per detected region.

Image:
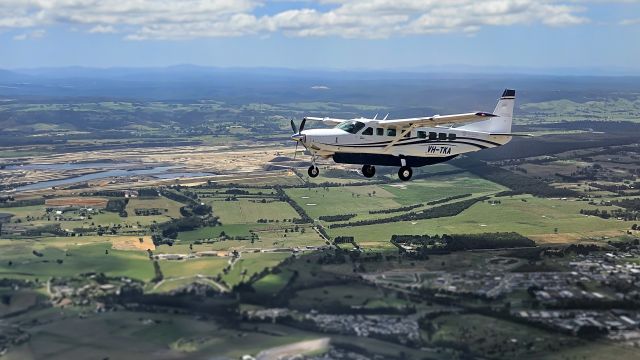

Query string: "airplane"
[[290, 89, 519, 181]]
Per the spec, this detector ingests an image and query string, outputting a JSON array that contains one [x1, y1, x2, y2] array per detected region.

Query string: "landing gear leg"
[[398, 166, 413, 181], [307, 152, 320, 178], [308, 165, 319, 178], [362, 164, 376, 178]]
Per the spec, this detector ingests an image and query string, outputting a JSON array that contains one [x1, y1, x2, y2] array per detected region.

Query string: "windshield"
[[336, 121, 366, 134]]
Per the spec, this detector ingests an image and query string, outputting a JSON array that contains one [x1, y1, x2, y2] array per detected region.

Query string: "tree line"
[[329, 196, 489, 228], [369, 203, 422, 215], [392, 232, 535, 252], [105, 198, 129, 217], [426, 193, 472, 206], [0, 198, 45, 208], [275, 187, 312, 224], [318, 214, 356, 222]]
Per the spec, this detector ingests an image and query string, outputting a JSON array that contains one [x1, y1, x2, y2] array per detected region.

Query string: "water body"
[[154, 172, 215, 179], [6, 162, 120, 171], [13, 166, 215, 192]]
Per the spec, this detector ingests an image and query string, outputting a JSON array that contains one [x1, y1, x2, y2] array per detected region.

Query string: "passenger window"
[[387, 128, 397, 136], [439, 133, 447, 140], [362, 127, 373, 135], [429, 132, 437, 140], [376, 128, 384, 136], [449, 133, 457, 140], [417, 131, 427, 139]]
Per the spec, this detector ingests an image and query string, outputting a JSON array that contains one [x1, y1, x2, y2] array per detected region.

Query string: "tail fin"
[[459, 89, 515, 133]]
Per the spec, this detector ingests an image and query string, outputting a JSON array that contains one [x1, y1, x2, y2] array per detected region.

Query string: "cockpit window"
[[336, 121, 366, 134]]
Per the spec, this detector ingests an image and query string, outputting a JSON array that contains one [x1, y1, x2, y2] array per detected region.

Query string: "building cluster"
[[424, 270, 584, 299], [302, 313, 421, 343], [368, 248, 640, 342], [49, 274, 141, 310], [244, 308, 420, 344], [516, 309, 640, 343]]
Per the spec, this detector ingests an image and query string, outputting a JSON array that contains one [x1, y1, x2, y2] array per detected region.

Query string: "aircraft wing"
[[379, 112, 496, 127], [303, 116, 346, 126]]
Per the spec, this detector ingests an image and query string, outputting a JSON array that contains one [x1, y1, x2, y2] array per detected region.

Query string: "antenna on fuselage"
[[383, 113, 389, 120], [373, 113, 378, 120]]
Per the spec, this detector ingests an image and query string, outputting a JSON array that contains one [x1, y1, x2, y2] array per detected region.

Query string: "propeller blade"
[[299, 118, 307, 133], [290, 119, 297, 134], [293, 142, 299, 160]]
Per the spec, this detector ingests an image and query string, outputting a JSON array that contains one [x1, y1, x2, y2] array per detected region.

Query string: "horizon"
[[3, 63, 640, 77]]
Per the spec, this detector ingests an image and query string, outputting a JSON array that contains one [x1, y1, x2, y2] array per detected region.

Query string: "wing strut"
[[383, 124, 418, 152]]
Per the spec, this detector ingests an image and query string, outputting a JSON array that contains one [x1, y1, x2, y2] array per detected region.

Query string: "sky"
[[0, 0, 639, 72]]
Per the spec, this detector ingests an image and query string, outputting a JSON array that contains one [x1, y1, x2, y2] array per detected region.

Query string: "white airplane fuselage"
[[300, 125, 511, 161]]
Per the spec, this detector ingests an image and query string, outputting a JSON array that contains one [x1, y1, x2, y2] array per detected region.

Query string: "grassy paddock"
[[328, 195, 629, 244]]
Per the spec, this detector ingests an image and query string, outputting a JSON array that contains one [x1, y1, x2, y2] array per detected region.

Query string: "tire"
[[308, 165, 319, 178], [362, 164, 376, 178], [398, 166, 413, 181]]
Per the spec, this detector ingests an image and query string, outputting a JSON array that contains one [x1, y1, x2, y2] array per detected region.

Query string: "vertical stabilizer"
[[459, 89, 515, 133]]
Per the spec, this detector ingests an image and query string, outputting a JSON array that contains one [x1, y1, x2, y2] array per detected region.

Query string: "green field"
[[252, 269, 295, 295], [285, 184, 401, 219], [224, 252, 290, 285], [178, 224, 268, 241], [159, 257, 229, 279], [328, 195, 630, 245], [519, 97, 640, 123], [380, 173, 506, 205], [124, 197, 184, 225], [288, 284, 385, 311], [0, 238, 155, 281], [286, 173, 507, 229], [209, 198, 299, 224]]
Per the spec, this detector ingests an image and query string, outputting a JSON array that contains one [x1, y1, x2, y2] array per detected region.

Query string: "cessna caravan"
[[291, 89, 518, 181]]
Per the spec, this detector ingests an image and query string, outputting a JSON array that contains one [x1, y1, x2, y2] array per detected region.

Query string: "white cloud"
[[0, 0, 607, 40], [89, 25, 117, 34], [620, 18, 640, 25], [13, 29, 46, 41]]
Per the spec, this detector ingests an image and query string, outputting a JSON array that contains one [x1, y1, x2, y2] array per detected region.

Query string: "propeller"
[[290, 117, 307, 160]]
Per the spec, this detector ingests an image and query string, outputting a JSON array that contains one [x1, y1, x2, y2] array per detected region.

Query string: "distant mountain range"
[[0, 65, 639, 102]]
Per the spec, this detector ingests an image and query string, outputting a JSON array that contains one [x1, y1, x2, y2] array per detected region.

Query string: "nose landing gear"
[[362, 164, 376, 178], [308, 165, 319, 178]]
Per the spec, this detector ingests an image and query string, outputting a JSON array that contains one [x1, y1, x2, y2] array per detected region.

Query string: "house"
[[124, 190, 139, 198]]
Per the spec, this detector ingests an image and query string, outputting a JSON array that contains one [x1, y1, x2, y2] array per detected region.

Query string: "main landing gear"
[[359, 164, 411, 181], [308, 165, 319, 178], [362, 164, 376, 178], [398, 166, 413, 181]]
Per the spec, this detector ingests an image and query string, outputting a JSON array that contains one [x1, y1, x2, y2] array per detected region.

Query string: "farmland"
[[2, 72, 640, 359]]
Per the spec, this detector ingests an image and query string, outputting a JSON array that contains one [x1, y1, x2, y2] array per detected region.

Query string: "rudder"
[[459, 89, 515, 133]]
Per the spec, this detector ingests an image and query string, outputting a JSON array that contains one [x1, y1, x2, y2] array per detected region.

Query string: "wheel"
[[362, 164, 376, 178], [308, 165, 319, 178], [398, 166, 413, 181]]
